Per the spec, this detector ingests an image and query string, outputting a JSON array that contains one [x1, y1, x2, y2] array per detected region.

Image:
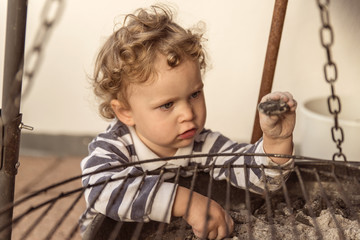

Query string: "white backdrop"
[[1, 0, 359, 147]]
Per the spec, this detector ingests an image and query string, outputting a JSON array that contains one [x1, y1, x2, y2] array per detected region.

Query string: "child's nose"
[[178, 102, 195, 122]]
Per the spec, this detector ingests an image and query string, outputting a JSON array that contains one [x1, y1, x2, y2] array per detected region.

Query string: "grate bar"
[[108, 172, 148, 240], [312, 168, 346, 240], [0, 186, 85, 235], [261, 165, 277, 239], [295, 167, 323, 240], [154, 167, 182, 240], [131, 222, 144, 240], [178, 163, 199, 238], [330, 169, 360, 227], [279, 167, 299, 240], [77, 177, 112, 239], [145, 167, 166, 217], [243, 164, 254, 240], [225, 163, 232, 237], [3, 154, 360, 239], [19, 201, 56, 240], [132, 168, 167, 240], [45, 189, 85, 240], [201, 164, 215, 238]]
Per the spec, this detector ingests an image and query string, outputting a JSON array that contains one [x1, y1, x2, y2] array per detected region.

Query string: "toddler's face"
[[127, 55, 206, 157]]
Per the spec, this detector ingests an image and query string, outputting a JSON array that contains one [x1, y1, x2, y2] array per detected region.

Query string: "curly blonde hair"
[[92, 5, 207, 119]]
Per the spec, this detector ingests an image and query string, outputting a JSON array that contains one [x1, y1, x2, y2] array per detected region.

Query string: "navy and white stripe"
[[80, 119, 293, 233]]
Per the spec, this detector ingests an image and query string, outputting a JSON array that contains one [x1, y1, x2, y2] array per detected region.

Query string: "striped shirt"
[[80, 119, 293, 233]]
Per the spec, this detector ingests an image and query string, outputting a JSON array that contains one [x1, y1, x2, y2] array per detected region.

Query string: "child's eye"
[[159, 102, 173, 110], [190, 91, 201, 99]]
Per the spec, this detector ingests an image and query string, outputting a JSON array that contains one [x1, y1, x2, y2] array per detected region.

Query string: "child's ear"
[[110, 99, 135, 126]]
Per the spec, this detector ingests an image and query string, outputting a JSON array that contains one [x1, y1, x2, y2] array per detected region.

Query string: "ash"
[[146, 193, 360, 240], [228, 205, 360, 240], [145, 170, 360, 240]]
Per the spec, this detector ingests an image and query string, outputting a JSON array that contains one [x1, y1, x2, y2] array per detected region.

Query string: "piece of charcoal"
[[258, 99, 290, 115]]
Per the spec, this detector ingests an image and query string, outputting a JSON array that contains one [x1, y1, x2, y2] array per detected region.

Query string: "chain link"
[[22, 0, 65, 98], [316, 0, 346, 161]]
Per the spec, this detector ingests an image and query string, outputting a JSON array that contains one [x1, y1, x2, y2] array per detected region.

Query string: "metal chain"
[[316, 0, 346, 162], [22, 0, 65, 98]]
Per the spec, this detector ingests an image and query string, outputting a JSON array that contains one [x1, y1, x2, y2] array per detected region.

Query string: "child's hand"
[[258, 91, 297, 164], [259, 91, 297, 141], [172, 186, 234, 240]]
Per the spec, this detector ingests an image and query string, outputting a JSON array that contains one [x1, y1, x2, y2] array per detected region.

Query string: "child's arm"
[[259, 91, 297, 164], [81, 122, 177, 227], [172, 186, 234, 240], [190, 92, 297, 194]]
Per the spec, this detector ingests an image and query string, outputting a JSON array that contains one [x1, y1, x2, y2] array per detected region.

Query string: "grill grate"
[[1, 155, 360, 240]]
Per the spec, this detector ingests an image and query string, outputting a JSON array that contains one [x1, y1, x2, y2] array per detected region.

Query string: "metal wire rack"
[[1, 154, 360, 239]]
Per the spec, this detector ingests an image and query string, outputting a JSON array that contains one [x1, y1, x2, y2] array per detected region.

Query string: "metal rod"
[[108, 171, 148, 240], [294, 167, 324, 240], [45, 189, 85, 240], [313, 169, 345, 240], [0, 0, 28, 239], [202, 165, 215, 238], [0, 186, 84, 235], [155, 167, 181, 240], [279, 167, 299, 240], [20, 201, 56, 240], [243, 165, 254, 240], [225, 164, 231, 236], [261, 165, 276, 239], [251, 0, 288, 143], [178, 164, 198, 238]]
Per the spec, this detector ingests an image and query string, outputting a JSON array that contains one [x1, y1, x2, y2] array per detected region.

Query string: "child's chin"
[[177, 138, 195, 148]]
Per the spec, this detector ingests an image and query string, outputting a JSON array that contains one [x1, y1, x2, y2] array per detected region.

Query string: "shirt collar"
[[128, 126, 193, 171]]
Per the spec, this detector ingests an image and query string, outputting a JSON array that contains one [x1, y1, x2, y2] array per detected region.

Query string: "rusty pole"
[[0, 0, 28, 239], [250, 0, 288, 143]]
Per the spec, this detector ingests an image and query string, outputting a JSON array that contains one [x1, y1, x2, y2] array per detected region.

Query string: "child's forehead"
[[129, 55, 201, 91], [153, 53, 198, 72]]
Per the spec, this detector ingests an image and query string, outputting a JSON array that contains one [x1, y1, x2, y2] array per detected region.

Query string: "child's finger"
[[193, 228, 204, 238], [214, 211, 234, 239], [207, 229, 218, 240], [216, 220, 234, 239], [261, 91, 292, 102]]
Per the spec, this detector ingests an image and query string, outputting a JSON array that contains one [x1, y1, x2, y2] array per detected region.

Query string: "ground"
[[11, 155, 85, 240]]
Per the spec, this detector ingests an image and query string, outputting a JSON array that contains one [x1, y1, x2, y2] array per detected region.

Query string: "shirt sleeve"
[[81, 128, 176, 226], [192, 130, 294, 194]]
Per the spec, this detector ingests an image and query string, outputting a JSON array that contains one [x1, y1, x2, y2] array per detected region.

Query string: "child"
[[80, 5, 296, 240]]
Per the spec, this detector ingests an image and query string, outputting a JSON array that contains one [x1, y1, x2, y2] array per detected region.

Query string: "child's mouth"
[[179, 128, 197, 140]]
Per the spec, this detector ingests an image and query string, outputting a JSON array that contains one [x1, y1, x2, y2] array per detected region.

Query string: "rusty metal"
[[316, 0, 347, 161], [243, 164, 254, 240], [0, 0, 28, 239], [261, 165, 277, 239], [251, 0, 288, 143], [0, 154, 360, 239], [294, 167, 324, 239], [313, 169, 345, 240], [19, 201, 56, 240]]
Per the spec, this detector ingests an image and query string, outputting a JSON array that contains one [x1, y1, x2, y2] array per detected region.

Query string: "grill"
[[1, 155, 360, 240], [1, 0, 359, 239]]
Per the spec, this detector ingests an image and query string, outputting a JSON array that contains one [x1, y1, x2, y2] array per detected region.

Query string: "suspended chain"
[[22, 0, 65, 98], [316, 0, 346, 162]]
